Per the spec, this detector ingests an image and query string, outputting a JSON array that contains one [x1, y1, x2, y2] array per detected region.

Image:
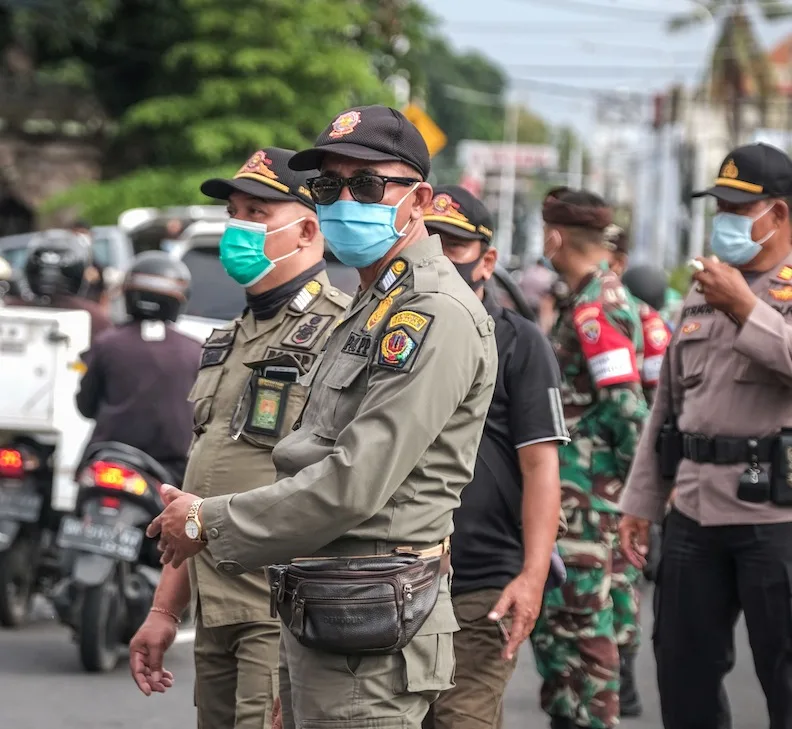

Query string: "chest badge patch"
[[377, 259, 408, 293], [283, 313, 334, 350], [770, 286, 792, 302], [777, 266, 792, 282], [366, 286, 405, 331], [379, 328, 417, 368], [341, 331, 372, 357], [388, 310, 429, 332], [681, 321, 701, 335]]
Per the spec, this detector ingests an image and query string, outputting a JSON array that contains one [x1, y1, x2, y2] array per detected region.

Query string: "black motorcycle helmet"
[[622, 264, 668, 313], [25, 229, 92, 297], [123, 251, 191, 322]]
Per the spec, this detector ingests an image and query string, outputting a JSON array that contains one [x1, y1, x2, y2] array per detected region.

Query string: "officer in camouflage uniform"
[[530, 188, 649, 729]]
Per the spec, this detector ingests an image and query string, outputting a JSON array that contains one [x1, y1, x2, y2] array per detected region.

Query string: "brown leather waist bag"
[[267, 549, 450, 656]]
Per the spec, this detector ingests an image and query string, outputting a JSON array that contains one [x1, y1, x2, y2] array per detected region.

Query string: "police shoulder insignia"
[[376, 259, 408, 293], [388, 310, 431, 332], [289, 280, 323, 313], [770, 286, 792, 302], [776, 265, 792, 282], [366, 285, 405, 331], [283, 313, 334, 350]]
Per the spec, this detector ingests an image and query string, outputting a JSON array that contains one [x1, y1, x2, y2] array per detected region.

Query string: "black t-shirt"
[[451, 290, 568, 597]]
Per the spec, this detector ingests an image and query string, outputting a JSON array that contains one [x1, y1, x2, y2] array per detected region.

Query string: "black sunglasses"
[[306, 174, 419, 205]]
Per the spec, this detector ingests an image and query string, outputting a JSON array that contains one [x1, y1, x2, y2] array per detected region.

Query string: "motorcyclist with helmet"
[[4, 229, 113, 340], [75, 251, 202, 486]]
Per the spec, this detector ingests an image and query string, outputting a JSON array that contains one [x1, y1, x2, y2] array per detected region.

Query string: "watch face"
[[185, 519, 200, 541]]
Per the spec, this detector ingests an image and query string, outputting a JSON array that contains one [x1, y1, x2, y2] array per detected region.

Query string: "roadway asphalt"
[[0, 587, 766, 729]]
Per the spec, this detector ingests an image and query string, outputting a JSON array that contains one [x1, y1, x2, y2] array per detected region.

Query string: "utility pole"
[[496, 99, 520, 265]]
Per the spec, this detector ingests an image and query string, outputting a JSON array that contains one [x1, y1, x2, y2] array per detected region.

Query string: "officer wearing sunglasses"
[[148, 104, 498, 729]]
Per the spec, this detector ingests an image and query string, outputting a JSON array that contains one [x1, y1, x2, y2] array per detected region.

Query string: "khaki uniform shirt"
[[200, 236, 498, 634], [184, 270, 350, 627], [621, 254, 792, 526]]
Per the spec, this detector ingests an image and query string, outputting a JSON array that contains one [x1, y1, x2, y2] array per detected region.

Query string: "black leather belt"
[[681, 433, 776, 464]]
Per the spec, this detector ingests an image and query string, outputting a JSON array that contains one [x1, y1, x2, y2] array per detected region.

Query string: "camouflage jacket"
[[552, 262, 649, 513]]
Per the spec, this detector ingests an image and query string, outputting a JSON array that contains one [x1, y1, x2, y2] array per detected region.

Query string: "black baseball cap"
[[201, 147, 316, 210], [423, 185, 494, 244], [288, 105, 431, 180], [692, 143, 792, 204]]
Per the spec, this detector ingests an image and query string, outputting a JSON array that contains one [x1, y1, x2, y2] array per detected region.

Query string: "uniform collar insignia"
[[775, 265, 792, 282], [289, 279, 322, 313], [376, 258, 409, 294]]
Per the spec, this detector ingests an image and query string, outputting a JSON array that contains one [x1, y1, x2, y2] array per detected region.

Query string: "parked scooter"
[[0, 437, 61, 626], [52, 442, 174, 672]]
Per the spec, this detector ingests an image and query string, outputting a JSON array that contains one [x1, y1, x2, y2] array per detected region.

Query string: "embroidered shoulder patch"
[[376, 258, 408, 293], [204, 326, 237, 348], [283, 313, 334, 350], [388, 310, 430, 332], [770, 286, 792, 302], [366, 286, 405, 331], [375, 310, 434, 373], [777, 266, 792, 282]]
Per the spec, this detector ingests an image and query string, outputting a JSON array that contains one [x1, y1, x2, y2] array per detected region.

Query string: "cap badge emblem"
[[236, 150, 278, 180], [722, 159, 739, 179], [430, 193, 469, 222], [329, 110, 361, 139]]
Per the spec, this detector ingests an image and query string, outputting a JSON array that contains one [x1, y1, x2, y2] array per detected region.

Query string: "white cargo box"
[[0, 307, 94, 511]]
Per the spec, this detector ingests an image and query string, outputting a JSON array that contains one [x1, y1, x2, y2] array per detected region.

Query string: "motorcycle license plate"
[[0, 485, 42, 523], [57, 516, 143, 562], [0, 321, 28, 355]]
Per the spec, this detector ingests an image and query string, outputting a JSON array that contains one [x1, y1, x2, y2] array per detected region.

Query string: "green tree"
[[668, 1, 792, 144]]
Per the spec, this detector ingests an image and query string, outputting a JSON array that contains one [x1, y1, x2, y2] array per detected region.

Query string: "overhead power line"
[[507, 0, 673, 20]]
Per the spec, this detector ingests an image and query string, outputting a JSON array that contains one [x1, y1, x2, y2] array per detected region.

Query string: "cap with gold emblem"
[[693, 143, 792, 204], [423, 185, 494, 244], [201, 147, 315, 210]]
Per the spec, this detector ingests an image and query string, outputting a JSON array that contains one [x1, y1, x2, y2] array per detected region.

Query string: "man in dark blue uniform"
[[422, 186, 569, 729]]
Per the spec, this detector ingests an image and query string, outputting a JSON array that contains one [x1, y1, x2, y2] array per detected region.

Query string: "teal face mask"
[[218, 217, 305, 287]]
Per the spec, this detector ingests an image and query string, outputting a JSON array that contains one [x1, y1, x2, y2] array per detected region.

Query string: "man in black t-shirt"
[[422, 186, 569, 729]]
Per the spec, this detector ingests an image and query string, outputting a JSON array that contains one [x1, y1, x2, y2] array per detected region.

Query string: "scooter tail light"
[[0, 448, 24, 479], [88, 460, 148, 496]]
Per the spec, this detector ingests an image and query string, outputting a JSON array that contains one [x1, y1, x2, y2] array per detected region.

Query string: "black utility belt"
[[267, 548, 450, 656], [679, 431, 792, 507]]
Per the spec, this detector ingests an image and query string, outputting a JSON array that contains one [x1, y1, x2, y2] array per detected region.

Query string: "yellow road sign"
[[402, 103, 447, 158]]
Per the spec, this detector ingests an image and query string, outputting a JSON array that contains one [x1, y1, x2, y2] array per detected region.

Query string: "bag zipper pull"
[[291, 597, 305, 637], [270, 578, 279, 619], [403, 583, 414, 621]]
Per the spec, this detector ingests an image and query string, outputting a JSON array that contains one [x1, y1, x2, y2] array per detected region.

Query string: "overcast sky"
[[427, 0, 792, 134]]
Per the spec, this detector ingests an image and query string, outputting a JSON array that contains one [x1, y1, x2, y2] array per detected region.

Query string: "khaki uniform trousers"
[[194, 608, 281, 729], [423, 589, 518, 729]]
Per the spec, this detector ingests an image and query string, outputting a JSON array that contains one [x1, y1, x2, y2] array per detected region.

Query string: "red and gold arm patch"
[[573, 302, 640, 388]]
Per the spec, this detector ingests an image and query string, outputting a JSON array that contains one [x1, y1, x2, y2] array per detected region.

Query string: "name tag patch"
[[642, 354, 663, 385], [589, 348, 634, 385], [342, 331, 372, 358]]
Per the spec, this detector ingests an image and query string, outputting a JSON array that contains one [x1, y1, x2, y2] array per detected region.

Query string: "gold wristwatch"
[[185, 499, 205, 542]]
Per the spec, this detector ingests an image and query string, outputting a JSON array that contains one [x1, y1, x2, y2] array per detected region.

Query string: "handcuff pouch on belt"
[[267, 552, 447, 656]]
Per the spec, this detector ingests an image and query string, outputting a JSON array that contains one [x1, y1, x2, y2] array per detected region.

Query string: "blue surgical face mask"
[[541, 230, 560, 273], [218, 217, 305, 287], [316, 183, 419, 269], [710, 204, 775, 266]]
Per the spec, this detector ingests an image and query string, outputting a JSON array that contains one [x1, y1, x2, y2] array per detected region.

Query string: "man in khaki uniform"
[[620, 143, 792, 728], [129, 147, 351, 729], [144, 105, 498, 729]]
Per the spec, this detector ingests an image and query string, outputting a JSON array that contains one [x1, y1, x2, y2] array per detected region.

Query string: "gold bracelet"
[[150, 606, 181, 624]]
